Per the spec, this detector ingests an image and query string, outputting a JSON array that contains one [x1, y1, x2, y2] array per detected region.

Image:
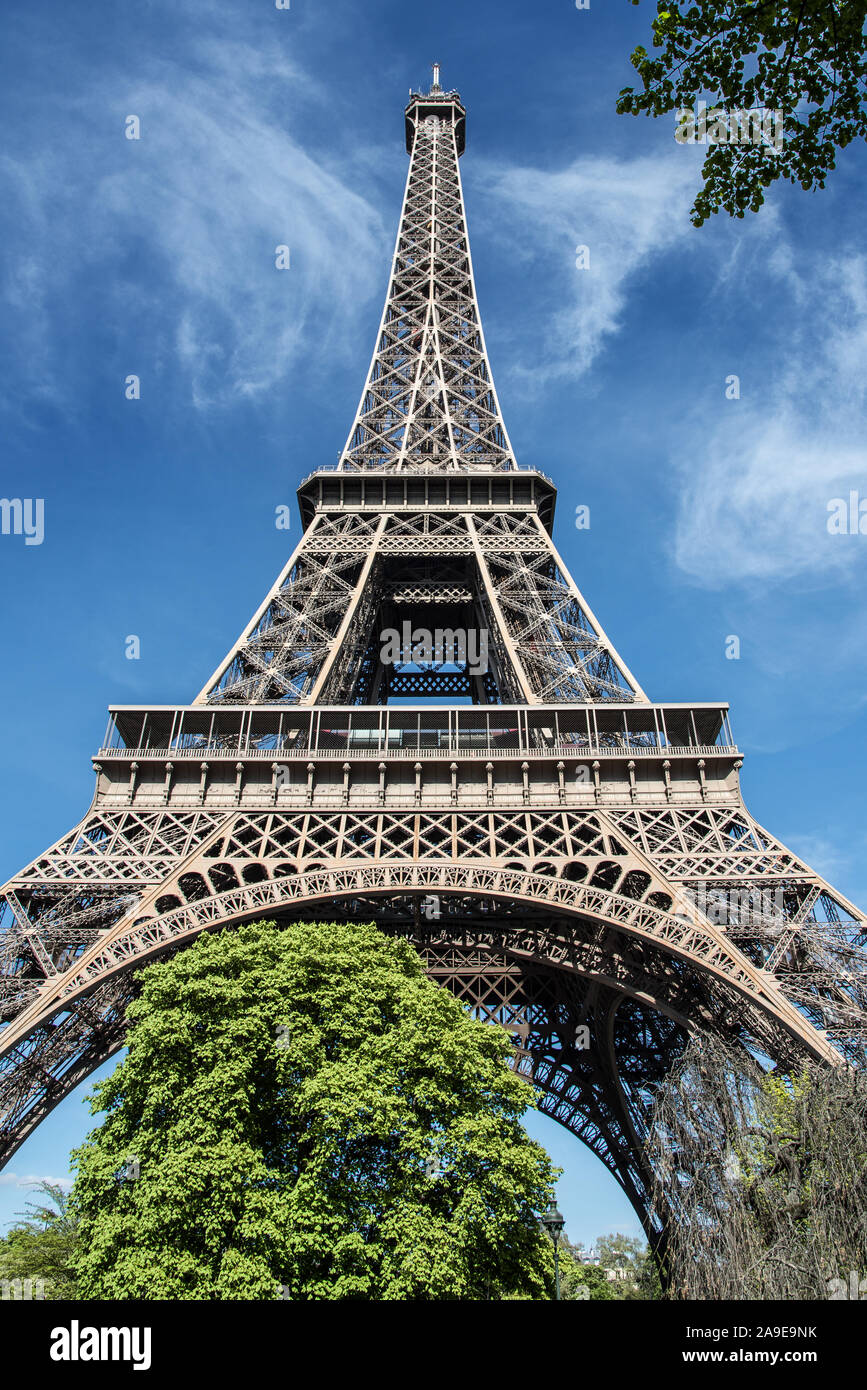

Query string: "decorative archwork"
[[0, 862, 842, 1203]]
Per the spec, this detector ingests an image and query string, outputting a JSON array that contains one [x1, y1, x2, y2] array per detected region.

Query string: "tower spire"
[[343, 78, 507, 473]]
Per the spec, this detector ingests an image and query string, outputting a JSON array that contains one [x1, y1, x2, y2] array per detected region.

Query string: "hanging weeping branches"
[[644, 1035, 867, 1299]]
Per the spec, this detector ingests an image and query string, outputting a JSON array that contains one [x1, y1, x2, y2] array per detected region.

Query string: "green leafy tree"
[[557, 1232, 659, 1300], [558, 1241, 618, 1300], [0, 1181, 79, 1298], [618, 0, 867, 224], [594, 1231, 652, 1297], [595, 1231, 646, 1271], [635, 1245, 664, 1300], [70, 919, 557, 1301]]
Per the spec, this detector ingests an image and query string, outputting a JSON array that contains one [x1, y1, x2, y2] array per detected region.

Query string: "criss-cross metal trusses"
[[341, 85, 514, 474], [195, 509, 646, 705]]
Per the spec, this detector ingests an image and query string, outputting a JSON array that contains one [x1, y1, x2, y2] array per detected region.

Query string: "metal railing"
[[96, 740, 735, 762]]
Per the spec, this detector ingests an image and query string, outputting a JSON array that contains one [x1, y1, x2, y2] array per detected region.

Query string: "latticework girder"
[[197, 509, 644, 706], [340, 92, 514, 474]]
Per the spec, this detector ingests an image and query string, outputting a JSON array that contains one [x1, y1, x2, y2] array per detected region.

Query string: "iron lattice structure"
[[2, 74, 866, 1230]]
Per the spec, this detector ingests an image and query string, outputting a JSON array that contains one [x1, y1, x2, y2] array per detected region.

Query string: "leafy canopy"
[[70, 919, 557, 1300], [618, 0, 867, 224], [0, 1181, 79, 1299]]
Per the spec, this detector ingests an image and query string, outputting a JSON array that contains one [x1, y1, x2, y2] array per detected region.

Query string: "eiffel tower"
[[2, 68, 865, 1230]]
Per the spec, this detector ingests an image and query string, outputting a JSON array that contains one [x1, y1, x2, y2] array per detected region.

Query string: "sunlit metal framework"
[[1, 74, 865, 1232]]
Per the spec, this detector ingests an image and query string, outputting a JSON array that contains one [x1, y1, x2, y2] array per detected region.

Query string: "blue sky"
[[1, 0, 865, 1249]]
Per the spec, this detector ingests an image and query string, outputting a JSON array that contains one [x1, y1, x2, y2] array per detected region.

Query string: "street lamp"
[[540, 1199, 566, 1300]]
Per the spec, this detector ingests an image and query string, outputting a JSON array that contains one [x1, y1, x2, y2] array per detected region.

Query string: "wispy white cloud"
[[475, 151, 700, 387], [0, 37, 388, 412], [673, 254, 867, 587]]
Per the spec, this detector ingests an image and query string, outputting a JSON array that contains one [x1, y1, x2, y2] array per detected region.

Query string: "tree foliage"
[[644, 1035, 867, 1298], [558, 1242, 619, 1300], [0, 1182, 79, 1299], [618, 0, 867, 224], [70, 919, 557, 1301], [559, 1232, 659, 1299]]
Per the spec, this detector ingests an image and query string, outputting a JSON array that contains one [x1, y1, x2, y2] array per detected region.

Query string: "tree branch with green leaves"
[[617, 0, 867, 224]]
